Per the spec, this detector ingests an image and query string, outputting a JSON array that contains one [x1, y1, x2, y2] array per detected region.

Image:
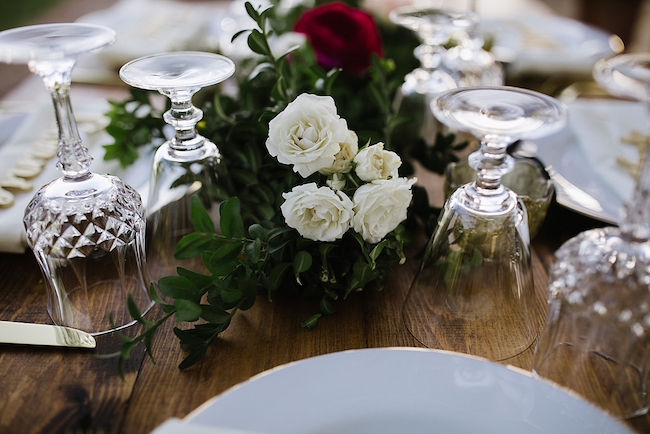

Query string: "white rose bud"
[[319, 130, 359, 175], [352, 177, 416, 244], [326, 173, 347, 191], [281, 183, 354, 242], [353, 142, 401, 182], [266, 93, 349, 178]]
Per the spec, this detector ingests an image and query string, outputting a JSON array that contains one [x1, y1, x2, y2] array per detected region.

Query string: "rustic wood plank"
[[0, 252, 148, 434]]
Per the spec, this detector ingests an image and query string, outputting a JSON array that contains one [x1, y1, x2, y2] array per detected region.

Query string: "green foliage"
[[101, 1, 464, 371], [103, 89, 168, 168]]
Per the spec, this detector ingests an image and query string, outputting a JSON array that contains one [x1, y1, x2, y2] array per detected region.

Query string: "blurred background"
[[0, 0, 645, 98]]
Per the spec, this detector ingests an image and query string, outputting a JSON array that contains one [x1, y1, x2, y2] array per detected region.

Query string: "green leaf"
[[248, 29, 271, 57], [221, 287, 242, 303], [244, 238, 262, 263], [319, 297, 336, 315], [267, 263, 291, 290], [190, 195, 215, 233], [176, 268, 214, 290], [174, 327, 204, 345], [208, 241, 243, 269], [248, 223, 267, 241], [244, 1, 259, 20], [220, 197, 245, 238], [200, 305, 231, 324], [174, 299, 202, 322], [267, 226, 294, 241], [179, 346, 208, 370], [323, 69, 341, 95], [174, 233, 217, 260], [231, 29, 249, 44], [369, 240, 388, 262], [300, 313, 321, 329], [248, 62, 275, 81], [127, 294, 143, 321], [158, 276, 201, 300], [148, 283, 173, 310], [293, 250, 312, 274], [270, 78, 288, 103]]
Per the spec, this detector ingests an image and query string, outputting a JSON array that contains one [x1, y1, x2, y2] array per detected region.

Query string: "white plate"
[[535, 98, 647, 224], [481, 15, 623, 76], [179, 348, 632, 434]]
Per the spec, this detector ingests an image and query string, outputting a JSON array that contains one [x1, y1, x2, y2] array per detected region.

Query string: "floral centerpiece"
[[102, 0, 464, 372]]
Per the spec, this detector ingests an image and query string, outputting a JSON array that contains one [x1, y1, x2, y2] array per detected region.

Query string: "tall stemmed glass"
[[0, 24, 153, 334], [119, 52, 235, 282], [403, 86, 567, 360], [532, 53, 650, 418], [389, 7, 478, 143], [442, 15, 503, 86]]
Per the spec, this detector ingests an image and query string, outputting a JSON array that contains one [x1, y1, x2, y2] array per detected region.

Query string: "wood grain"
[[1, 1, 649, 432]]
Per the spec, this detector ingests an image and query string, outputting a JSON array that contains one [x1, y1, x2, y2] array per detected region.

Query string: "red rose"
[[294, 2, 383, 75]]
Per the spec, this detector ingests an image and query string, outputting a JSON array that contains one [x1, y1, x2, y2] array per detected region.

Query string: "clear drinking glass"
[[403, 86, 567, 360], [532, 53, 650, 418], [389, 6, 477, 143], [0, 23, 153, 334], [442, 16, 503, 87], [119, 52, 235, 282]]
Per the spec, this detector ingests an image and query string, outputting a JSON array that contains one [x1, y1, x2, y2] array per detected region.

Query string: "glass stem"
[[620, 115, 650, 241], [416, 32, 448, 71], [161, 88, 204, 151], [468, 138, 513, 195], [29, 59, 92, 180]]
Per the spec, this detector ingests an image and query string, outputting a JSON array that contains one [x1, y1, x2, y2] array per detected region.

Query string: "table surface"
[[1, 1, 649, 433]]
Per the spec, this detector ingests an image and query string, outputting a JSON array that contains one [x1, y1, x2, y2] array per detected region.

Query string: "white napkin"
[[0, 95, 151, 253], [481, 14, 620, 76], [568, 98, 647, 203], [76, 0, 228, 69]]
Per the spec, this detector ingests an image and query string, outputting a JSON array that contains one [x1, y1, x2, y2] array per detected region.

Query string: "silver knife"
[[0, 320, 96, 349]]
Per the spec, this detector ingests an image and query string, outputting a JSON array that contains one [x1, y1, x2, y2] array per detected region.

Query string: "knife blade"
[[0, 320, 96, 349]]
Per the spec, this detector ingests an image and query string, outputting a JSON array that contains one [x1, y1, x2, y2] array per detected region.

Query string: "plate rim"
[[182, 347, 633, 433]]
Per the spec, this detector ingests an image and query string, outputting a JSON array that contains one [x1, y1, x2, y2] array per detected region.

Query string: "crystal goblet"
[[442, 19, 503, 87], [403, 86, 567, 360], [389, 7, 477, 144], [0, 23, 153, 334], [119, 52, 235, 282], [533, 53, 650, 418]]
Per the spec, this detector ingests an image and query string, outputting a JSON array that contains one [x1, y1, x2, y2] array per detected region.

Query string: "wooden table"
[[1, 1, 649, 433], [3, 198, 650, 433]]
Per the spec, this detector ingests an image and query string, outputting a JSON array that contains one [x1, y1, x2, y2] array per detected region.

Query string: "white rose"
[[353, 142, 401, 182], [281, 183, 354, 242], [326, 173, 346, 191], [352, 177, 416, 244], [266, 93, 349, 178], [319, 130, 359, 175]]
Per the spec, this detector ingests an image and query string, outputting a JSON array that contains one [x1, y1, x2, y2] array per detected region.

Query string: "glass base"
[[443, 46, 504, 87], [403, 187, 536, 361], [24, 174, 152, 334], [533, 227, 650, 418], [401, 68, 457, 97], [146, 140, 223, 283]]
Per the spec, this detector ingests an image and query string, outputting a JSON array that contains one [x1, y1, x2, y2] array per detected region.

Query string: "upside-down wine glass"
[[442, 11, 504, 86], [389, 6, 478, 143], [403, 86, 567, 360], [532, 53, 650, 418], [0, 23, 153, 334], [119, 52, 235, 282]]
